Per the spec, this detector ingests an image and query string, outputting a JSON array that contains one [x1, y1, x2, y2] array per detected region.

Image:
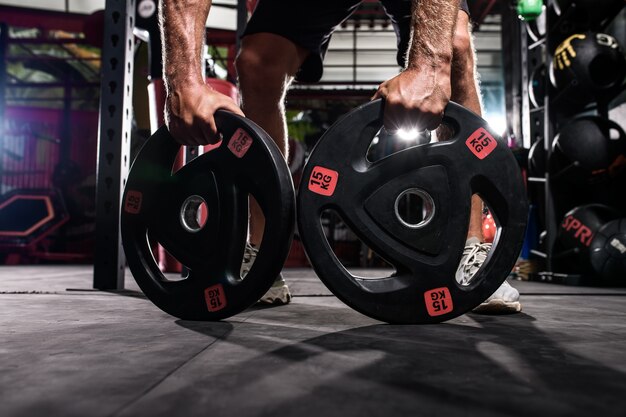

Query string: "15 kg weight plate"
[[122, 111, 295, 320], [297, 99, 528, 324]]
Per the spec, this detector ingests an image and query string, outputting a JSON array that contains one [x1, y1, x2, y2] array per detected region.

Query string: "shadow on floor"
[[174, 308, 626, 417]]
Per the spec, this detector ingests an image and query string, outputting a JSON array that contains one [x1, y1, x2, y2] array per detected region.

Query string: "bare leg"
[[448, 11, 484, 241], [235, 33, 309, 246], [449, 14, 520, 309]]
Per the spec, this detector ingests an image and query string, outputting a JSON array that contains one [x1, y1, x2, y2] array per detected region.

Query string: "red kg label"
[[204, 284, 227, 312], [124, 190, 143, 214], [466, 127, 497, 160], [308, 166, 338, 196], [228, 128, 253, 158], [424, 287, 454, 317]]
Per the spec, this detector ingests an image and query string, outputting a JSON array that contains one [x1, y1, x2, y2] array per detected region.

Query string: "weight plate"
[[297, 99, 528, 324], [122, 111, 295, 320]]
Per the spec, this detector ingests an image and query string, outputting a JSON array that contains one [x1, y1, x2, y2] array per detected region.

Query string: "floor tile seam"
[[0, 291, 147, 298], [519, 293, 626, 296], [106, 326, 232, 417]]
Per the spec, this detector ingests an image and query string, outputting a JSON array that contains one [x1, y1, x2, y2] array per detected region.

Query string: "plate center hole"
[[180, 195, 208, 233], [394, 188, 435, 229]]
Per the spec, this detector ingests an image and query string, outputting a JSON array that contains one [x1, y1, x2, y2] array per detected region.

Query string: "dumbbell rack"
[[521, 0, 624, 285]]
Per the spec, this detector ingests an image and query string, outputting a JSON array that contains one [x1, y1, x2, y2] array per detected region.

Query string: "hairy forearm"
[[407, 0, 458, 69], [159, 0, 211, 90]]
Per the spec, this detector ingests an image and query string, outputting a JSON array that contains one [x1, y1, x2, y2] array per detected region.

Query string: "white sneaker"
[[473, 280, 522, 314], [240, 243, 258, 279], [456, 237, 522, 314], [456, 237, 492, 286], [258, 275, 291, 305], [241, 243, 291, 305]]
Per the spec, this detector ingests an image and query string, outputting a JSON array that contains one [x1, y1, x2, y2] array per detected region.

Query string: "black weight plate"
[[297, 99, 528, 324], [122, 111, 295, 320]]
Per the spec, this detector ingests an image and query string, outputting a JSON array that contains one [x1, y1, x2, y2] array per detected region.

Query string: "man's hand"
[[373, 0, 457, 133], [164, 82, 244, 146], [160, 0, 243, 146], [373, 64, 451, 132]]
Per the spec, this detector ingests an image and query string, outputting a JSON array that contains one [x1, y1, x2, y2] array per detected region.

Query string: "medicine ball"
[[528, 139, 546, 178], [553, 0, 624, 28], [529, 64, 546, 109], [556, 204, 622, 276], [590, 218, 626, 282], [550, 32, 626, 110], [551, 116, 626, 184]]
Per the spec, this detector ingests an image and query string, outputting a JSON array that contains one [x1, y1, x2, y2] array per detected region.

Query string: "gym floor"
[[2, 266, 626, 417]]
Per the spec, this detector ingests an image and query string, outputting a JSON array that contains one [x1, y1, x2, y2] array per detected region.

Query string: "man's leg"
[[450, 11, 484, 242], [450, 11, 521, 312], [234, 33, 309, 304], [236, 33, 309, 247]]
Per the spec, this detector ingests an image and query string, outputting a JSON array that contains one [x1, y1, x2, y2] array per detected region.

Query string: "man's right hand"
[[164, 81, 244, 146]]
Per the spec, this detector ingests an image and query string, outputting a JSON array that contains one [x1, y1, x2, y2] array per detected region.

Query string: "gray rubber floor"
[[1, 265, 626, 417]]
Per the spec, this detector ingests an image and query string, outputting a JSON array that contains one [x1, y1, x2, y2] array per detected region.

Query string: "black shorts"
[[242, 0, 470, 82]]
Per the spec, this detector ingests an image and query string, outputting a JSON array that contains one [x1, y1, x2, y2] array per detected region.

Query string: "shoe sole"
[[258, 285, 291, 305], [472, 299, 522, 315]]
